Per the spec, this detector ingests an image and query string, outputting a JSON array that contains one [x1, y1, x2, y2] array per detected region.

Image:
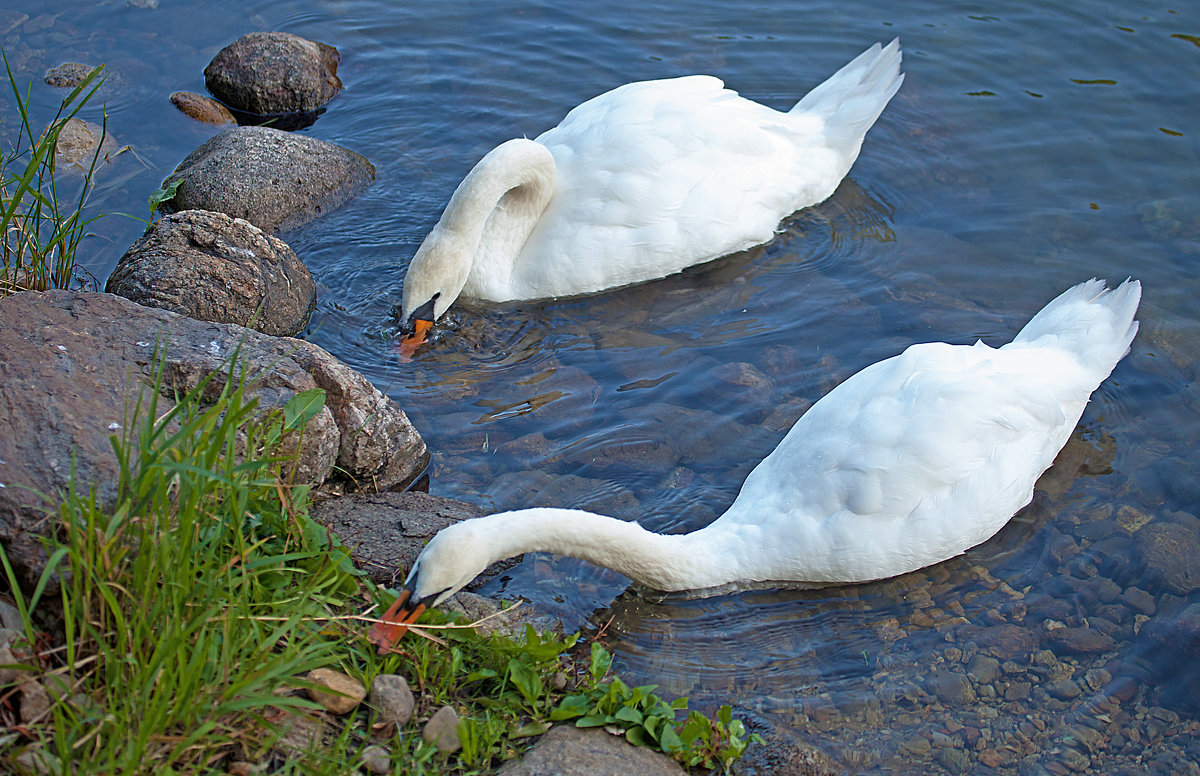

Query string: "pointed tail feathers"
[[1012, 278, 1141, 374], [792, 39, 904, 147]]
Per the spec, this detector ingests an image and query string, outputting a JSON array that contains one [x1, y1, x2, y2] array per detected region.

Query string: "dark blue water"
[[7, 0, 1200, 770]]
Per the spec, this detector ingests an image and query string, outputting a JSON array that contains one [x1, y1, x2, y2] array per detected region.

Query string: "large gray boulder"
[[161, 126, 374, 233], [204, 32, 342, 116], [0, 291, 426, 589], [106, 210, 316, 336]]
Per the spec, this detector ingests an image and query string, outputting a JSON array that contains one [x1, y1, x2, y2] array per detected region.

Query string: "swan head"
[[398, 227, 473, 357], [398, 138, 557, 357], [404, 519, 493, 608], [366, 519, 492, 651]]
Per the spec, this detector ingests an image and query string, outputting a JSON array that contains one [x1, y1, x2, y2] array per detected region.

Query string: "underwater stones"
[[926, 670, 975, 705], [965, 623, 1041, 662], [43, 61, 97, 88], [49, 117, 119, 172], [966, 654, 1002, 684], [1133, 521, 1200, 594], [1046, 626, 1117, 655], [204, 32, 342, 116], [106, 209, 316, 336]]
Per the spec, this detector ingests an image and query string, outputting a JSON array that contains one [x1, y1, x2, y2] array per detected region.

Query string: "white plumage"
[[399, 40, 904, 334], [392, 280, 1140, 612]]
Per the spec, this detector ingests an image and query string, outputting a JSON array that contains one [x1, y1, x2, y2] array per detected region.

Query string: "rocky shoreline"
[[1, 30, 715, 775]]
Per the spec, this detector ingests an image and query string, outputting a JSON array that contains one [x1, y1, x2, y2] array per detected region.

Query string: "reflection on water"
[[9, 0, 1200, 771]]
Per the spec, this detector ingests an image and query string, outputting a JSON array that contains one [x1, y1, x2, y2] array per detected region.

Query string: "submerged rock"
[[161, 126, 374, 233], [1133, 521, 1200, 594], [106, 209, 316, 336], [48, 117, 119, 172], [43, 62, 98, 88]]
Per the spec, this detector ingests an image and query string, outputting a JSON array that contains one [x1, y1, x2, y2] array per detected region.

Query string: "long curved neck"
[[476, 508, 741, 592], [436, 138, 555, 298]]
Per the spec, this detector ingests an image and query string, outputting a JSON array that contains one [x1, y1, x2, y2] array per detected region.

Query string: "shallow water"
[[7, 0, 1200, 771]]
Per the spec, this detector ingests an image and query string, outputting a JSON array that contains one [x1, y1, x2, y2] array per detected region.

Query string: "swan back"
[[711, 279, 1140, 583], [436, 41, 904, 302]]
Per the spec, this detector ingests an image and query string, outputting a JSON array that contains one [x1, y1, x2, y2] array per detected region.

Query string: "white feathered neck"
[[402, 139, 556, 320], [434, 508, 744, 592]]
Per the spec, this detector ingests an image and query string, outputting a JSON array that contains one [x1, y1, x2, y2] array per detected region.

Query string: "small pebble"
[[305, 668, 366, 714], [368, 674, 415, 728], [422, 705, 461, 752], [360, 744, 391, 774]]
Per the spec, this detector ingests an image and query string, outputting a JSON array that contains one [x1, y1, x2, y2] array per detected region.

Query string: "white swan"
[[398, 40, 904, 353], [371, 279, 1142, 645]]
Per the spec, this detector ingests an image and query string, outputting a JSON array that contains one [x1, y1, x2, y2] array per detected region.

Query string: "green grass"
[[0, 52, 108, 296], [0, 344, 756, 775]]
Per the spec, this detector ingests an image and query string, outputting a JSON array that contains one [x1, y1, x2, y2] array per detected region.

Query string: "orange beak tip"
[[397, 319, 434, 362], [366, 592, 426, 650]]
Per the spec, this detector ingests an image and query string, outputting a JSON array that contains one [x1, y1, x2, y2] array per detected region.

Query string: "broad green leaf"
[[613, 705, 643, 725]]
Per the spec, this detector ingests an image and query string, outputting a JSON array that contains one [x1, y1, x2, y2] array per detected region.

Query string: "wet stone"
[[1005, 681, 1032, 701], [1046, 678, 1083, 701], [48, 117, 119, 172], [106, 209, 317, 336], [933, 746, 970, 774], [1117, 505, 1154, 534], [204, 31, 342, 116], [969, 623, 1041, 661], [170, 91, 236, 125]]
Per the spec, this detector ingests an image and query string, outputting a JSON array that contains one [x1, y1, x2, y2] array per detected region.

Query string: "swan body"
[[396, 280, 1141, 612], [399, 40, 904, 334]]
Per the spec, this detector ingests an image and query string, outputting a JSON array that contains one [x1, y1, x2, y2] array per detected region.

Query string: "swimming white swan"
[[371, 279, 1142, 645], [398, 40, 904, 353]]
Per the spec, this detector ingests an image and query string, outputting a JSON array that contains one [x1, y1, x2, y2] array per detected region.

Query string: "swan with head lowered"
[[370, 279, 1142, 647], [398, 40, 904, 354]]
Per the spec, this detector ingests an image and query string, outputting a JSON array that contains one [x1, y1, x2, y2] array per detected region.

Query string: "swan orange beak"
[[367, 589, 427, 652], [397, 319, 433, 361]]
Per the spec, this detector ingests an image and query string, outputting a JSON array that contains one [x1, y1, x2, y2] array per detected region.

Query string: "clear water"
[[8, 0, 1200, 771]]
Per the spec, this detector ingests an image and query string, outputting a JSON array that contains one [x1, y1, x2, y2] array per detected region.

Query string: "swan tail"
[[791, 39, 904, 147], [1012, 278, 1142, 374]]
